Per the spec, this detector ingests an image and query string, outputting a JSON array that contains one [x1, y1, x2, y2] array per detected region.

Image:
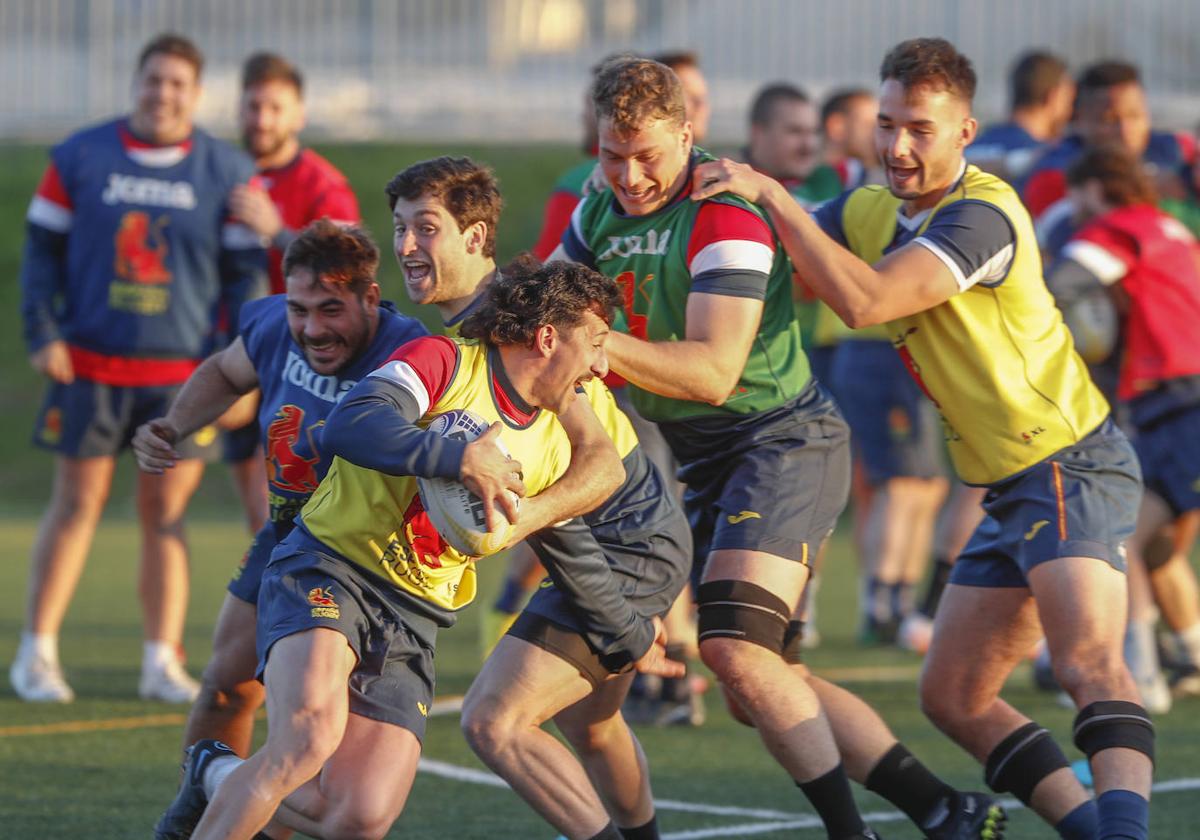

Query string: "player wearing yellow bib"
[[166, 264, 629, 840], [385, 156, 692, 840], [694, 38, 1150, 840]]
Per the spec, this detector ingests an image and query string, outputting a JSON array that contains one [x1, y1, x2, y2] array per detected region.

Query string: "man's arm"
[[21, 163, 74, 383], [604, 293, 763, 405], [504, 395, 624, 545], [132, 338, 260, 472], [691, 159, 963, 327]]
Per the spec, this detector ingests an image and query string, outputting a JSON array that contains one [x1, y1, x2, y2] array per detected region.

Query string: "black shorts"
[[256, 542, 438, 740], [659, 381, 851, 565], [222, 421, 261, 463], [33, 378, 219, 460]]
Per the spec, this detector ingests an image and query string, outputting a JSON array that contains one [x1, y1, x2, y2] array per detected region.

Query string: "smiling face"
[[240, 79, 304, 166], [131, 53, 202, 145], [1075, 82, 1151, 158], [534, 309, 611, 414], [392, 194, 485, 307], [875, 79, 976, 212], [284, 267, 379, 375], [598, 116, 693, 216]]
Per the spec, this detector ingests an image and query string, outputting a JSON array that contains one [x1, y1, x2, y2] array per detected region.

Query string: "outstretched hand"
[[460, 422, 525, 534], [132, 418, 181, 473]]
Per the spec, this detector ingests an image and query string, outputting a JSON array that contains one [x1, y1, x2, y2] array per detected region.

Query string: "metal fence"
[[1, 0, 1198, 143]]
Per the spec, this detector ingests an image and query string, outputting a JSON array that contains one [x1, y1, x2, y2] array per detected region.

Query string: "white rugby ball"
[[417, 409, 519, 557], [1061, 289, 1118, 364]]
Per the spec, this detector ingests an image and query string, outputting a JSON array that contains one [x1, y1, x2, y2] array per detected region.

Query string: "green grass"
[[1, 517, 1199, 838]]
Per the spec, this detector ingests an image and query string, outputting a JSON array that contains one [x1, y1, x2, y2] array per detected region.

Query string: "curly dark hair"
[[282, 219, 379, 296], [1067, 145, 1158, 207], [459, 260, 620, 346], [592, 56, 686, 135], [384, 156, 502, 259], [879, 38, 977, 104]]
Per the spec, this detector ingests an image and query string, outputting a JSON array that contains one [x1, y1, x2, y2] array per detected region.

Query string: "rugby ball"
[[1061, 289, 1118, 364], [416, 409, 519, 557]]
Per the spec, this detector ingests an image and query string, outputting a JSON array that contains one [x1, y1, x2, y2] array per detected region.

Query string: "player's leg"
[[189, 627, 356, 840], [230, 453, 269, 534], [12, 453, 116, 701], [461, 633, 615, 839], [1123, 492, 1174, 712], [553, 671, 657, 834], [1148, 511, 1200, 693], [181, 593, 264, 756], [480, 540, 544, 657], [136, 457, 205, 702], [921, 581, 1094, 831], [271, 710, 421, 839]]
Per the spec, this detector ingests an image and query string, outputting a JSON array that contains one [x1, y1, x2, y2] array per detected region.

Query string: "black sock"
[[659, 644, 690, 702], [919, 558, 954, 617], [619, 814, 659, 840], [864, 743, 956, 829], [587, 822, 624, 840], [797, 763, 866, 837]]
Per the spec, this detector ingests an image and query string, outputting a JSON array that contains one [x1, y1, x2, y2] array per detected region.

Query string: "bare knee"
[[261, 705, 344, 791], [559, 712, 625, 756], [1051, 644, 1129, 701], [699, 638, 772, 697], [195, 667, 264, 717], [720, 682, 756, 728], [460, 693, 520, 760], [320, 805, 396, 840], [48, 479, 109, 524], [919, 663, 981, 732]]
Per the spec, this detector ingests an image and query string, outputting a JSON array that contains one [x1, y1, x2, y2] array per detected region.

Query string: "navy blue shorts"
[[222, 422, 261, 463], [659, 381, 851, 565], [1134, 403, 1200, 516], [808, 345, 838, 401], [832, 340, 946, 485], [228, 524, 279, 605], [256, 542, 438, 739], [951, 418, 1142, 588], [33, 378, 220, 460]]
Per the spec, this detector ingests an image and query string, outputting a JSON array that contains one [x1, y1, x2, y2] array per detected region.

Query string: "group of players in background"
[[13, 27, 1200, 840]]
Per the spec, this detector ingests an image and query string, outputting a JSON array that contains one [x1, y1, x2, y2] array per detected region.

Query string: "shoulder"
[[376, 304, 431, 347], [51, 118, 121, 169], [297, 148, 352, 187], [238, 295, 290, 355], [196, 129, 257, 182]]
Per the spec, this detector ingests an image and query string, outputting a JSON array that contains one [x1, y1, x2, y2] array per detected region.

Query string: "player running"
[[553, 55, 1004, 840], [157, 262, 631, 840], [387, 156, 692, 839], [133, 220, 426, 763], [694, 38, 1152, 840]]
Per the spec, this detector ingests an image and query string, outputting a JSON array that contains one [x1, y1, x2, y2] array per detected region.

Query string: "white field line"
[[419, 757, 1200, 839]]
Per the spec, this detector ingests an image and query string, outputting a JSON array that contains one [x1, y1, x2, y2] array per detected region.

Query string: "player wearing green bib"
[[694, 39, 1151, 840], [556, 55, 1005, 840]]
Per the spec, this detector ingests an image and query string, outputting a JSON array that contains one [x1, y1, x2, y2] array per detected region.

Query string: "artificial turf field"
[[1, 142, 1199, 836]]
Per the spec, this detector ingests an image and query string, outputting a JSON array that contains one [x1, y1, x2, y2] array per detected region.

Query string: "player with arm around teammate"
[[553, 55, 1004, 840], [694, 38, 1152, 840], [159, 262, 627, 840], [135, 220, 427, 771], [386, 156, 693, 839]]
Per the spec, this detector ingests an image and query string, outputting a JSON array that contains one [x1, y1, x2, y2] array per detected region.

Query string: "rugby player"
[[13, 33, 266, 704], [134, 220, 426, 761], [553, 55, 1004, 840], [220, 51, 364, 541], [965, 51, 1074, 184], [695, 38, 1152, 840], [1048, 145, 1200, 703], [387, 156, 692, 838], [158, 263, 629, 840]]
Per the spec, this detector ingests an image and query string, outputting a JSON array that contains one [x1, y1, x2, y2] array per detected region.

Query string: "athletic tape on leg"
[[696, 580, 790, 654], [984, 721, 1070, 804], [1073, 701, 1155, 764]]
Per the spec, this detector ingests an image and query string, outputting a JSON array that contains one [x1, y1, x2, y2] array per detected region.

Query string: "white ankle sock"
[[143, 640, 177, 671], [19, 632, 59, 665], [1173, 623, 1200, 666], [202, 754, 241, 800]]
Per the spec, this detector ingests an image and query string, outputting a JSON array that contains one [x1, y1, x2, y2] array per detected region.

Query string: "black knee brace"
[[984, 721, 1071, 804], [697, 580, 790, 654], [781, 620, 806, 664], [1073, 701, 1155, 764]]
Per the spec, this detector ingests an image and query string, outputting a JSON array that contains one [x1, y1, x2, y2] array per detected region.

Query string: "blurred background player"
[[821, 87, 882, 191], [163, 264, 627, 840], [133, 220, 427, 761], [12, 33, 266, 704], [219, 52, 363, 537], [966, 50, 1075, 185], [1023, 59, 1189, 257], [1047, 145, 1200, 710]]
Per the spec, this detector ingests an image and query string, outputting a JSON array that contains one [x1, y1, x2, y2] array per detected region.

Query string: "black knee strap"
[[1073, 701, 1155, 764], [781, 620, 806, 664], [697, 580, 790, 654], [984, 721, 1070, 804]]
